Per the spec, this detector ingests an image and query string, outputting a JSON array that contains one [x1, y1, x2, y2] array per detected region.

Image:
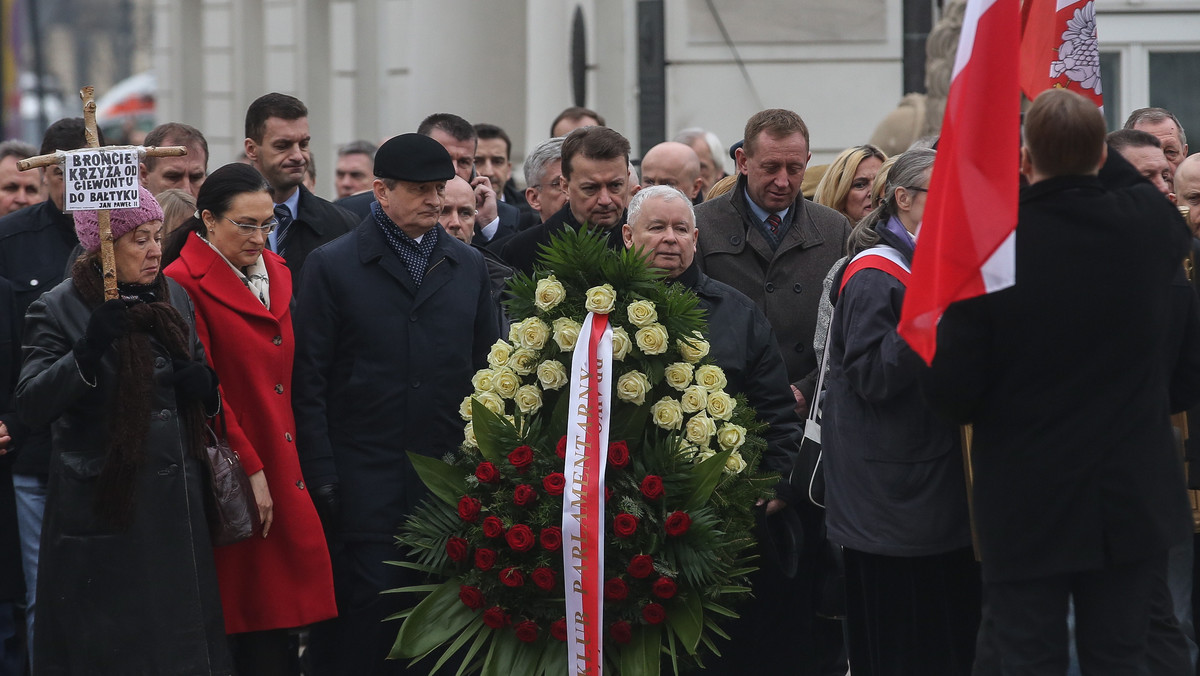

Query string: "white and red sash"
[[562, 312, 613, 675], [839, 245, 912, 294]]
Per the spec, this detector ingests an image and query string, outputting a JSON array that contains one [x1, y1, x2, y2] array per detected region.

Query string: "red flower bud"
[[652, 576, 677, 599], [642, 602, 667, 624], [474, 461, 499, 483], [608, 440, 630, 468], [514, 619, 539, 643], [474, 548, 497, 571], [457, 496, 481, 522], [445, 537, 469, 562], [665, 511, 692, 536], [551, 618, 569, 641], [513, 484, 537, 506], [482, 516, 505, 538], [458, 585, 485, 610], [508, 445, 534, 472], [610, 620, 632, 644], [540, 527, 562, 552], [543, 472, 566, 496], [613, 513, 639, 538], [532, 566, 556, 591], [505, 524, 535, 552], [499, 567, 525, 588], [483, 606, 508, 629], [639, 475, 665, 500], [556, 436, 568, 459], [627, 554, 654, 579], [604, 577, 629, 602]]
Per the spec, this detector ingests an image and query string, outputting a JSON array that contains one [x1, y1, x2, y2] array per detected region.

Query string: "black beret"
[[729, 139, 743, 160], [374, 133, 455, 182]]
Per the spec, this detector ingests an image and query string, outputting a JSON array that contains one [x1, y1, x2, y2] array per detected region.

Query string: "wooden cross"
[[17, 86, 188, 300]]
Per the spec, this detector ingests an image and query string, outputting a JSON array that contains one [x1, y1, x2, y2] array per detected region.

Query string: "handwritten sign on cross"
[[17, 86, 188, 300]]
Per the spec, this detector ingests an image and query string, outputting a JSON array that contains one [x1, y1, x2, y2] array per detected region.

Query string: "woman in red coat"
[[163, 163, 336, 674]]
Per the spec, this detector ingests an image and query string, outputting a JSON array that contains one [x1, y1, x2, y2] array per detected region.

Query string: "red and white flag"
[[897, 0, 1020, 364], [1019, 0, 1104, 108]]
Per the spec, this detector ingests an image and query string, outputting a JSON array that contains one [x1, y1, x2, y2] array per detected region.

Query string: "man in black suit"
[[924, 88, 1200, 674], [474, 123, 537, 229], [244, 93, 357, 279], [417, 113, 519, 249]]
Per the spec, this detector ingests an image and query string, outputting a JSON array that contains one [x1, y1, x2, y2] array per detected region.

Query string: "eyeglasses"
[[531, 178, 565, 191], [907, 187, 929, 193], [226, 217, 278, 237]]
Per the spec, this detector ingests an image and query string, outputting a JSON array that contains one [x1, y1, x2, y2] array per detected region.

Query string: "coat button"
[[285, 433, 293, 442], [730, 235, 742, 246], [272, 335, 282, 346], [411, 380, 421, 389], [159, 409, 171, 420], [793, 283, 803, 293], [794, 343, 805, 353], [154, 357, 167, 368], [765, 282, 775, 293], [296, 480, 306, 490], [28, 279, 37, 287], [275, 384, 284, 394], [410, 315, 418, 322]]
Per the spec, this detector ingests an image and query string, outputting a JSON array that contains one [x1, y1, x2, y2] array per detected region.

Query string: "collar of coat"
[[167, 230, 292, 321], [703, 174, 839, 258]]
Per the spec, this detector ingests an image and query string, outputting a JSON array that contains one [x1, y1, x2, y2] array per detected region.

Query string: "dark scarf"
[[71, 256, 206, 528]]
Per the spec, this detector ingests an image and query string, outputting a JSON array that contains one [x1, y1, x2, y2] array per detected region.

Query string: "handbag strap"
[[810, 329, 833, 423]]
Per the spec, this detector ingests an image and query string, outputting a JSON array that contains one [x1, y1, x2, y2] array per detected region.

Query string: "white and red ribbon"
[[562, 312, 613, 675]]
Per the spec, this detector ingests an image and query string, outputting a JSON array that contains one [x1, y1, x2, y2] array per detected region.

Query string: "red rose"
[[642, 602, 666, 624], [514, 620, 539, 643], [513, 484, 537, 506], [499, 567, 525, 587], [457, 496, 481, 522], [605, 486, 612, 502], [652, 576, 677, 599], [543, 472, 566, 496], [482, 516, 505, 538], [639, 475, 664, 500], [540, 527, 562, 551], [610, 620, 632, 644], [505, 524, 535, 552], [613, 513, 639, 538], [556, 436, 567, 459], [508, 445, 534, 472], [551, 618, 569, 642], [532, 566, 556, 591], [604, 578, 628, 602], [608, 441, 630, 468], [627, 554, 654, 579], [458, 585, 485, 610], [483, 606, 508, 629], [445, 537, 469, 562], [665, 511, 692, 536], [475, 461, 499, 483], [475, 548, 497, 571]]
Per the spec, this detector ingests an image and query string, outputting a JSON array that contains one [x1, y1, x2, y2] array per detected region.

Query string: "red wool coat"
[[166, 233, 337, 634]]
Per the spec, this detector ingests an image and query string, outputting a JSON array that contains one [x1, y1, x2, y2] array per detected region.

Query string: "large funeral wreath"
[[388, 228, 780, 675]]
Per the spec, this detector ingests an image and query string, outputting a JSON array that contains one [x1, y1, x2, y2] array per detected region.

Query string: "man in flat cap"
[[294, 133, 498, 675]]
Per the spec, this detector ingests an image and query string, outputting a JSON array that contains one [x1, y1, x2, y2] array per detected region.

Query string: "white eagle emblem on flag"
[[1050, 1, 1101, 95]]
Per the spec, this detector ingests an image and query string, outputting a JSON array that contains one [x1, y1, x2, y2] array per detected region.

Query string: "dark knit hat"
[[74, 184, 164, 252], [374, 133, 455, 182]]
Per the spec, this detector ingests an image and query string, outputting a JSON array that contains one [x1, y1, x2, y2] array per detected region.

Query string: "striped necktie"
[[766, 212, 782, 237], [273, 204, 294, 258]]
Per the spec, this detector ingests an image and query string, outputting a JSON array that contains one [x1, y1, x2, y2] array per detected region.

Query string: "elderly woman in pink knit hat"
[[15, 183, 233, 674]]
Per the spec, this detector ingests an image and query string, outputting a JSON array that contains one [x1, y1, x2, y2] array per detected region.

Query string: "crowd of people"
[[0, 86, 1193, 676]]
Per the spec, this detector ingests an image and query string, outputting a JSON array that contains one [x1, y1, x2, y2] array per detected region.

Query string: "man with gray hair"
[[1125, 107, 1188, 178], [334, 139, 377, 200], [675, 127, 727, 196], [523, 136, 567, 226], [623, 184, 804, 673], [0, 140, 41, 217]]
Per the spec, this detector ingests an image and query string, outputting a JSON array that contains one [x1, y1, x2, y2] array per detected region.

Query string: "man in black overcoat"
[[923, 88, 1200, 674], [294, 134, 498, 675]]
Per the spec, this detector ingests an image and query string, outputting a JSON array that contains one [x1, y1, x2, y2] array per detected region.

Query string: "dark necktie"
[[766, 213, 782, 238], [274, 204, 294, 258]]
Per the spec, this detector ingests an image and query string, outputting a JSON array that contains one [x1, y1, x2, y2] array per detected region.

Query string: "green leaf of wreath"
[[621, 624, 663, 676], [406, 452, 467, 507], [682, 450, 731, 512], [666, 592, 704, 654], [390, 579, 475, 659], [471, 398, 506, 462]]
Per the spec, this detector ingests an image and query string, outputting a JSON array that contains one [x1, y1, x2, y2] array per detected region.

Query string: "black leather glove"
[[170, 359, 219, 411], [73, 299, 129, 377], [312, 483, 340, 530]]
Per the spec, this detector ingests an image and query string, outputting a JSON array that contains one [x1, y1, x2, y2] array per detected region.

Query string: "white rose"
[[685, 413, 717, 445], [650, 397, 684, 430], [617, 370, 652, 406], [706, 391, 736, 420], [508, 323, 521, 345], [626, 299, 658, 327], [724, 451, 747, 474], [680, 385, 709, 414], [612, 327, 632, 361], [534, 275, 566, 311], [635, 323, 670, 356], [678, 331, 711, 364], [716, 423, 747, 452], [584, 284, 617, 314], [459, 395, 474, 421], [493, 367, 521, 399], [471, 368, 496, 393], [463, 422, 477, 448], [694, 364, 728, 391], [552, 317, 582, 352], [516, 317, 550, 351], [693, 447, 716, 465], [475, 390, 506, 416], [537, 359, 569, 390], [486, 340, 513, 369], [663, 362, 695, 391], [510, 348, 539, 376], [514, 385, 544, 414]]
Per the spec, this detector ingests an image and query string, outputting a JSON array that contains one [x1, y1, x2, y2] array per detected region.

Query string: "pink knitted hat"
[[73, 184, 165, 252]]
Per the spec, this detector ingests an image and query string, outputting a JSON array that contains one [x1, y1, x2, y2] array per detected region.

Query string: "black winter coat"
[[922, 152, 1200, 582], [16, 276, 231, 675], [293, 221, 498, 541], [284, 185, 359, 282]]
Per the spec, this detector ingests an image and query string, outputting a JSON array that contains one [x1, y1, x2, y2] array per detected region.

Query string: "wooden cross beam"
[[16, 86, 188, 300]]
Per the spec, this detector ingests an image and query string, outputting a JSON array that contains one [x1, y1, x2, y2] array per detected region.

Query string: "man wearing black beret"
[[294, 133, 499, 675]]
